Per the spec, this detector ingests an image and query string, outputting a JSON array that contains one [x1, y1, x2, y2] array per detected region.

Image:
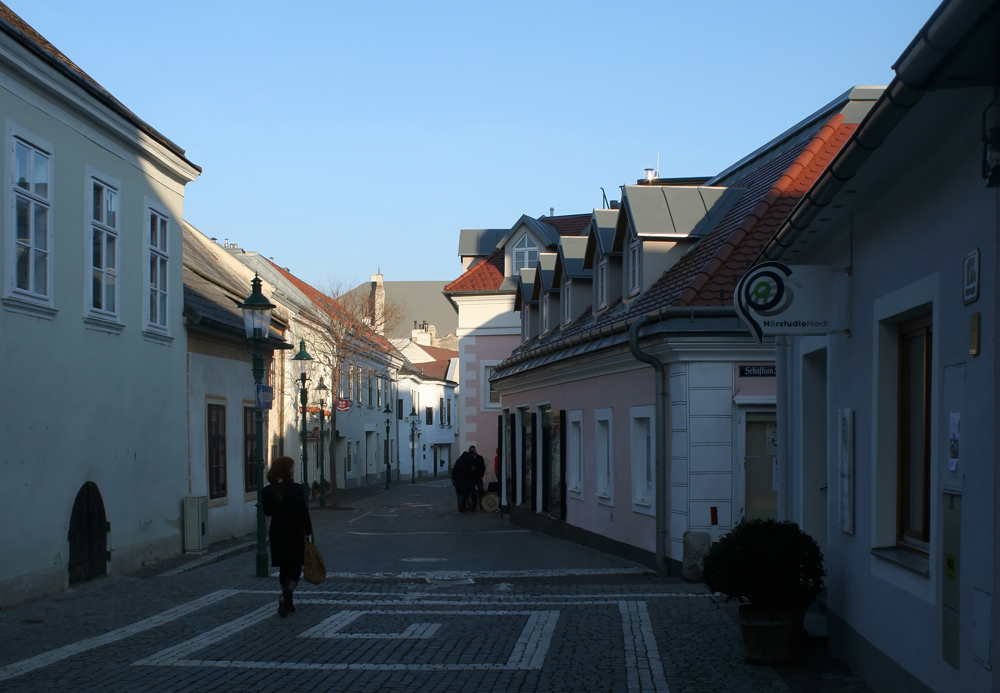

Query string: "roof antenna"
[[656, 152, 660, 178], [601, 187, 609, 209]]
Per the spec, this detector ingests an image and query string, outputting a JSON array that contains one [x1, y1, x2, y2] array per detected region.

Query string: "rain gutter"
[[759, 0, 998, 261]]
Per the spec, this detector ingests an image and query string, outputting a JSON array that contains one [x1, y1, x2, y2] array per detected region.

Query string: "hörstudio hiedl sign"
[[739, 365, 775, 377]]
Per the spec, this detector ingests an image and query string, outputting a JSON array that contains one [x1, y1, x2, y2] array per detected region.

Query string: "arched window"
[[514, 235, 538, 274]]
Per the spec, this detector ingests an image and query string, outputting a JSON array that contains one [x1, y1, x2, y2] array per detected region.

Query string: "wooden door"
[[68, 482, 107, 584]]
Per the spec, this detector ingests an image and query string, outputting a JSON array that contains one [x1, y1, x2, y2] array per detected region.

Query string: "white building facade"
[[0, 8, 200, 607]]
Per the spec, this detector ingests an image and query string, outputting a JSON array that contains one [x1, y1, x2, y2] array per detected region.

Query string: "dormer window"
[[541, 294, 549, 334], [563, 278, 572, 324], [628, 239, 641, 295], [514, 236, 538, 274], [598, 259, 609, 308]]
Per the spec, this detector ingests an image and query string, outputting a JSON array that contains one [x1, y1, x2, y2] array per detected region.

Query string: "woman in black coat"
[[262, 456, 313, 617]]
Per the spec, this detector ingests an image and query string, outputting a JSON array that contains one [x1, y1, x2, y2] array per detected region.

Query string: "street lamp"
[[291, 340, 313, 504], [316, 376, 328, 508], [383, 401, 393, 489], [406, 406, 421, 484], [239, 274, 275, 579]]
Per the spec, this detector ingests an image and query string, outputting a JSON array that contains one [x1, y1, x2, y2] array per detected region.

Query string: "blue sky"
[[18, 1, 940, 288]]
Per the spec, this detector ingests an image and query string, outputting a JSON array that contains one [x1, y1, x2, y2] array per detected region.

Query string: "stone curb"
[[156, 540, 264, 578]]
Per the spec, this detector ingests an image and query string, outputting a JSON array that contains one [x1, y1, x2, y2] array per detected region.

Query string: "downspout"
[[775, 336, 790, 520], [628, 315, 667, 575]]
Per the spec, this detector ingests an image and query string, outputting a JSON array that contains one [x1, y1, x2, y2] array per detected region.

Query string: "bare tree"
[[296, 277, 404, 508]]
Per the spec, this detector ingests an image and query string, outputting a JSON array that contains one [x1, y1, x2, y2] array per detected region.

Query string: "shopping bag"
[[303, 536, 326, 585]]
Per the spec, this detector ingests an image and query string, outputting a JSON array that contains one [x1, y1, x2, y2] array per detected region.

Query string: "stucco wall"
[[785, 88, 995, 692], [0, 69, 191, 604], [458, 334, 520, 460], [501, 368, 658, 552]]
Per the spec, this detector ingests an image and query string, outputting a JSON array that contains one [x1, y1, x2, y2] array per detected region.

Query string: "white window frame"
[[521, 307, 528, 342], [628, 238, 641, 296], [566, 410, 584, 499], [482, 361, 502, 410], [595, 407, 614, 505], [630, 405, 655, 515], [513, 235, 538, 274], [563, 278, 572, 324], [870, 272, 939, 603], [145, 201, 171, 333], [5, 123, 54, 309], [598, 259, 609, 309], [86, 167, 121, 322], [541, 294, 549, 334]]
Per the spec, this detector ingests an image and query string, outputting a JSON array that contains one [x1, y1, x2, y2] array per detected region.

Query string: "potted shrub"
[[310, 480, 320, 496], [702, 519, 825, 664]]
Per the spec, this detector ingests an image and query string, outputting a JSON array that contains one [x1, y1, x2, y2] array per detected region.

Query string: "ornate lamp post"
[[316, 377, 328, 508], [291, 340, 313, 503], [406, 406, 420, 484], [239, 274, 275, 579], [383, 401, 393, 489]]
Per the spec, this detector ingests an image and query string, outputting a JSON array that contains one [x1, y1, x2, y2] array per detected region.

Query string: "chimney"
[[610, 200, 620, 209], [411, 321, 432, 346], [368, 270, 385, 335], [549, 207, 554, 217]]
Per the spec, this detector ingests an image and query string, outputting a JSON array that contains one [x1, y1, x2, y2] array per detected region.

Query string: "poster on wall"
[[838, 409, 855, 535], [949, 412, 960, 472]]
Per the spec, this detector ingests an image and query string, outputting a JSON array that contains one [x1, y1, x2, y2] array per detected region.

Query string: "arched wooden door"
[[68, 482, 107, 584]]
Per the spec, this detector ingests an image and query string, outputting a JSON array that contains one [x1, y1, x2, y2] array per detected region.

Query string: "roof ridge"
[[673, 113, 846, 307]]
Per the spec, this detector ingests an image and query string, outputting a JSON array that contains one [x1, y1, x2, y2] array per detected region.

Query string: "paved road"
[[0, 481, 868, 692]]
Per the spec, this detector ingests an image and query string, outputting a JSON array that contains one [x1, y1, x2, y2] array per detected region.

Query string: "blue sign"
[[255, 384, 273, 410]]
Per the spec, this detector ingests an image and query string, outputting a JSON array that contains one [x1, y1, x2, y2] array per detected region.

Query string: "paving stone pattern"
[[0, 481, 868, 692]]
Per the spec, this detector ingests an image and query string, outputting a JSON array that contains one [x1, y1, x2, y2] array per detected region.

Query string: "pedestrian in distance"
[[468, 445, 486, 511], [262, 456, 313, 618], [451, 451, 475, 513]]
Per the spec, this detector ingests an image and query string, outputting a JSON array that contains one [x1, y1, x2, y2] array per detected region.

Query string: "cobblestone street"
[[0, 481, 866, 692]]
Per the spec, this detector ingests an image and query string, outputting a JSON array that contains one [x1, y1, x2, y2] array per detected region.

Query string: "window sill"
[[2, 296, 57, 320], [142, 328, 173, 346], [871, 546, 930, 576], [596, 492, 613, 507], [84, 315, 124, 335], [568, 487, 583, 499]]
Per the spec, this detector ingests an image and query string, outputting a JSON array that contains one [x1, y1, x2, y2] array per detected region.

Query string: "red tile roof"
[[268, 260, 394, 351], [506, 114, 857, 364], [444, 247, 505, 293], [543, 214, 593, 237], [411, 359, 453, 381], [678, 115, 854, 306], [417, 344, 459, 361]]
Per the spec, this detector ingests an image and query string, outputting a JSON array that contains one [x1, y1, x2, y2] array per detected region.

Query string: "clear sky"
[[17, 0, 940, 288]]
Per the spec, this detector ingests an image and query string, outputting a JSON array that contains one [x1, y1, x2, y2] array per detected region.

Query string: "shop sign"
[[735, 262, 832, 345]]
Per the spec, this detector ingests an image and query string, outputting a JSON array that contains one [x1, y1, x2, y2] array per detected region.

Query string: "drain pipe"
[[628, 315, 667, 575]]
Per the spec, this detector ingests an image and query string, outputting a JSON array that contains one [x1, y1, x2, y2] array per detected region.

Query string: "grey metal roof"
[[183, 229, 284, 344], [458, 228, 505, 257], [613, 185, 746, 252], [534, 253, 558, 298], [583, 212, 619, 270], [513, 268, 537, 311], [341, 280, 458, 340], [495, 215, 562, 251], [554, 236, 591, 284]]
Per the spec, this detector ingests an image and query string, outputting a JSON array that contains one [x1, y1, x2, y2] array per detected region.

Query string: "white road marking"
[[136, 606, 559, 671], [619, 600, 670, 693], [348, 530, 527, 535], [132, 603, 275, 666], [348, 510, 372, 523], [0, 590, 239, 682], [312, 567, 652, 579]]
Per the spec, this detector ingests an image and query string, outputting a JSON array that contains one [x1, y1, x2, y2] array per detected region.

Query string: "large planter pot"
[[738, 604, 804, 664]]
